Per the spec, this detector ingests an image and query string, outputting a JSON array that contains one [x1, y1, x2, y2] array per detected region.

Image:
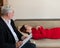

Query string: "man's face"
[[7, 11, 14, 19]]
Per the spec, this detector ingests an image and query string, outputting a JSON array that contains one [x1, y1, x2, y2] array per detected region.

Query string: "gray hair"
[[1, 5, 13, 15]]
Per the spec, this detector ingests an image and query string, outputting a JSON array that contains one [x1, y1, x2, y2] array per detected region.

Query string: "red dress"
[[32, 26, 60, 40]]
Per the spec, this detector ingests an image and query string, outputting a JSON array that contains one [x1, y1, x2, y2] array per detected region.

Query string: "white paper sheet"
[[19, 33, 32, 48]]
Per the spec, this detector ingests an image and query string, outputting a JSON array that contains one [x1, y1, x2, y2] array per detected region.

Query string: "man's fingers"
[[19, 41, 23, 45]]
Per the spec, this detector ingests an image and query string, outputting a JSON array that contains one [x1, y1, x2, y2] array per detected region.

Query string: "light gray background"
[[8, 0, 60, 19]]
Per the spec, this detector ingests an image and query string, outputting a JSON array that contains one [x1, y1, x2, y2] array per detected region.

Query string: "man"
[[0, 5, 36, 48]]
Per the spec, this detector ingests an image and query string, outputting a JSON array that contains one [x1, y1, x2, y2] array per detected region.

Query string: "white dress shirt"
[[1, 17, 19, 43]]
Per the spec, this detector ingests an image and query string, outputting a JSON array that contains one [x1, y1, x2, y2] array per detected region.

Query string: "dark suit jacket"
[[0, 17, 23, 48]]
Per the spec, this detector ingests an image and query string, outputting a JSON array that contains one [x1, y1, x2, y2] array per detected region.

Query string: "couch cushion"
[[20, 31, 60, 47], [31, 39, 60, 47]]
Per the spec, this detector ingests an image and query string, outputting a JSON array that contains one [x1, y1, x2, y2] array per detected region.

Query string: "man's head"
[[1, 5, 14, 19]]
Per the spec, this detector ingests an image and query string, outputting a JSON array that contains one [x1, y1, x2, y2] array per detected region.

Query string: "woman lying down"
[[20, 25, 60, 40]]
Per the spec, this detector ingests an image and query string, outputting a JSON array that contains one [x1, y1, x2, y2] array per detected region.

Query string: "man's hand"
[[16, 41, 23, 48]]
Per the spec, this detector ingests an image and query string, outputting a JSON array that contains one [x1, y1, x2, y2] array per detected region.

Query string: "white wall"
[[8, 0, 60, 19]]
